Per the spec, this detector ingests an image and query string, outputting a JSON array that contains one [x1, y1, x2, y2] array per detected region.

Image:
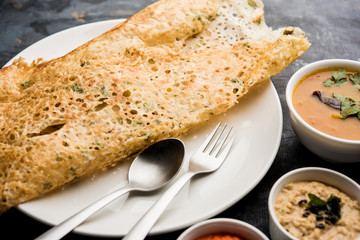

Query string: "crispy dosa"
[[0, 0, 310, 213]]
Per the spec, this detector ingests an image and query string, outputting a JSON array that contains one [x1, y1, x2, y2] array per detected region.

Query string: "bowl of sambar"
[[286, 59, 360, 163]]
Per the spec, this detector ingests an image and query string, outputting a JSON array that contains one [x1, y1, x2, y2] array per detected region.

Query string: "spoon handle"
[[123, 171, 196, 240], [35, 185, 133, 240]]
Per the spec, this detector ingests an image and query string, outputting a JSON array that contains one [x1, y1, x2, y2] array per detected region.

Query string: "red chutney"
[[195, 233, 244, 240], [293, 68, 360, 140]]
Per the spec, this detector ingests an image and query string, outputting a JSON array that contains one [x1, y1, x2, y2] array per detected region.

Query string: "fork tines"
[[201, 122, 236, 157]]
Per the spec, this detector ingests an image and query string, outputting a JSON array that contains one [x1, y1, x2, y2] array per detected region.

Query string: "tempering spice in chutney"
[[293, 68, 360, 140], [195, 233, 244, 240]]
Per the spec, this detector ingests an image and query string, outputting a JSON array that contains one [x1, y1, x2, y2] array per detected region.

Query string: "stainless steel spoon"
[[36, 138, 185, 240]]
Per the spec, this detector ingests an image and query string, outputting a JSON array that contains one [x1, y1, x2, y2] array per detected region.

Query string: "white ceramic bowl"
[[286, 59, 360, 163], [268, 167, 360, 240], [177, 218, 269, 240]]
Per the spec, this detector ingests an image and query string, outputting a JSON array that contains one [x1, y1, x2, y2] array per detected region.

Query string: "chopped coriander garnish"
[[248, 0, 257, 8], [70, 167, 76, 175], [230, 78, 244, 86], [99, 85, 109, 97], [283, 26, 294, 35], [323, 69, 348, 87], [255, 18, 262, 25], [349, 72, 360, 90], [145, 134, 151, 141], [21, 80, 32, 88], [350, 72, 360, 84], [71, 83, 84, 93], [243, 43, 251, 49], [43, 182, 53, 190], [80, 60, 90, 67], [333, 93, 360, 120]]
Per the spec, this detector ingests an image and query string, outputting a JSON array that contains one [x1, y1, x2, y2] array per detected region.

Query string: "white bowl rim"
[[285, 58, 360, 145], [177, 217, 269, 240], [268, 166, 360, 240]]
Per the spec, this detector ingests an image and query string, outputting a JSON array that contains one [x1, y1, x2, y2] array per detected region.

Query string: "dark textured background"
[[0, 0, 359, 239]]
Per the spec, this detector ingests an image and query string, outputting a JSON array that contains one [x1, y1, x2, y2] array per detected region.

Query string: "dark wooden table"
[[1, 0, 359, 239]]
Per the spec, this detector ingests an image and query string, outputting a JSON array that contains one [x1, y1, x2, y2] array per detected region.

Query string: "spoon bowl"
[[129, 138, 185, 190], [36, 138, 185, 240]]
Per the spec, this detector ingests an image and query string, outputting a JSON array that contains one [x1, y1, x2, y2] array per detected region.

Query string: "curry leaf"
[[307, 193, 342, 223], [308, 193, 326, 213], [326, 195, 342, 223]]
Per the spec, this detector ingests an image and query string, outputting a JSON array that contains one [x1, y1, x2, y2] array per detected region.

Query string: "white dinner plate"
[[5, 19, 282, 237]]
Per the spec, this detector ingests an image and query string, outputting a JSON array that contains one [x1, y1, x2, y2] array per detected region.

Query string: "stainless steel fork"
[[124, 122, 237, 240]]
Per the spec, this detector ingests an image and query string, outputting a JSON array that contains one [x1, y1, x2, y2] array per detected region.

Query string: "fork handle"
[[123, 171, 196, 240]]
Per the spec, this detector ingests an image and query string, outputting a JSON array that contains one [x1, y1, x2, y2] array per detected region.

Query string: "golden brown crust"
[[0, 0, 310, 213]]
